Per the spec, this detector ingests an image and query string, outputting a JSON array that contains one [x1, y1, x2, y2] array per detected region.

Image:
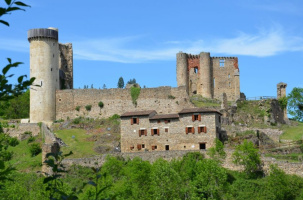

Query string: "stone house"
[[120, 108, 222, 153]]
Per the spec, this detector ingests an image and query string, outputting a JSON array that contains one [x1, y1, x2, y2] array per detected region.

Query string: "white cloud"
[[73, 27, 303, 63]]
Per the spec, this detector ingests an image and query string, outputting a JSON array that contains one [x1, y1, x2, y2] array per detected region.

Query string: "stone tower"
[[277, 82, 287, 99], [176, 51, 240, 101], [28, 28, 60, 123]]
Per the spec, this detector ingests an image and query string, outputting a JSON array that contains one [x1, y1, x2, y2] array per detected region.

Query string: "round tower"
[[28, 28, 59, 123], [199, 52, 212, 98], [176, 52, 188, 90]]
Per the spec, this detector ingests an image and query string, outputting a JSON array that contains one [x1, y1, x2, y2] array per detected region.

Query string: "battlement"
[[28, 28, 58, 42]]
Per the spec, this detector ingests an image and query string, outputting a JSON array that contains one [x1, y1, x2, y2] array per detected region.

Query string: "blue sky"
[[1, 0, 303, 98]]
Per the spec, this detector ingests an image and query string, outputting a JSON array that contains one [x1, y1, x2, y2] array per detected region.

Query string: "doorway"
[[165, 145, 169, 151], [199, 143, 206, 150]]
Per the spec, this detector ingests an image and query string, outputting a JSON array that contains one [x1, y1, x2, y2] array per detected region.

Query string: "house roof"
[[149, 114, 179, 120], [120, 110, 157, 117], [179, 108, 222, 115]]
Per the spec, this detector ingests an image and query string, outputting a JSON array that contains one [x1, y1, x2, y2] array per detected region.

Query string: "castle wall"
[[59, 43, 73, 89], [56, 86, 194, 120], [212, 57, 240, 101]]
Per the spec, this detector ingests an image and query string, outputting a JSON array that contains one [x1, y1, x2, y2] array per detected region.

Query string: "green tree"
[[117, 77, 124, 88], [288, 87, 303, 121], [207, 138, 226, 163], [127, 78, 136, 84], [232, 140, 262, 177]]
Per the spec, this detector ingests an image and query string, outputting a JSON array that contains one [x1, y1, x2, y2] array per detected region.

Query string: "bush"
[[98, 101, 104, 109], [24, 131, 32, 135], [130, 86, 141, 106], [168, 95, 176, 99], [27, 136, 36, 144], [109, 114, 120, 121], [73, 117, 81, 124], [9, 137, 19, 146], [1, 150, 13, 161], [85, 105, 92, 111], [75, 106, 81, 112], [29, 143, 42, 157]]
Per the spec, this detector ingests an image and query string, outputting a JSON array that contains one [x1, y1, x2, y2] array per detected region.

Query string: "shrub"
[[27, 136, 36, 144], [29, 143, 42, 157], [24, 131, 32, 135], [73, 117, 81, 124], [278, 96, 288, 110], [1, 150, 13, 161], [98, 101, 104, 109], [9, 137, 19, 146], [130, 86, 141, 106], [109, 114, 120, 121], [75, 106, 81, 112], [168, 95, 176, 99], [85, 105, 92, 111]]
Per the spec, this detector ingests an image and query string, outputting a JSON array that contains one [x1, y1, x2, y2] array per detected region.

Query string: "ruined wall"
[[212, 57, 240, 101], [121, 113, 219, 152], [3, 123, 40, 140], [59, 43, 73, 89], [56, 86, 194, 120]]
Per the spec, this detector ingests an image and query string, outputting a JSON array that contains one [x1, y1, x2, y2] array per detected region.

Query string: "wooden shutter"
[[137, 144, 141, 150], [139, 130, 142, 137], [192, 115, 195, 122], [151, 129, 154, 136], [198, 114, 201, 121], [204, 127, 207, 133], [164, 120, 168, 124], [144, 129, 147, 136], [157, 129, 160, 136], [137, 118, 139, 125], [186, 127, 188, 134], [152, 146, 155, 150], [198, 127, 201, 133], [131, 118, 134, 125], [193, 127, 195, 134]]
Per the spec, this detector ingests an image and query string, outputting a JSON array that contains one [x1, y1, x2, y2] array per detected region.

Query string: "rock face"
[[59, 43, 73, 89]]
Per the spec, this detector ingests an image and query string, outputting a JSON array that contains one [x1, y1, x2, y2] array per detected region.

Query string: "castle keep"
[[177, 52, 240, 101]]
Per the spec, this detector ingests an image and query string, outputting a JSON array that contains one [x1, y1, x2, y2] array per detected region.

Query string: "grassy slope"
[[280, 122, 303, 141], [7, 139, 42, 172], [55, 129, 97, 158]]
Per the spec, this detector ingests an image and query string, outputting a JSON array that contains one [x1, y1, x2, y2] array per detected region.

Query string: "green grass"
[[55, 129, 97, 158], [280, 122, 303, 141], [7, 138, 42, 172], [190, 95, 221, 108], [265, 153, 303, 162]]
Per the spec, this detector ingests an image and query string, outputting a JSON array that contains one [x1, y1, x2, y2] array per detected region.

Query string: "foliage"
[[207, 138, 226, 162], [0, 89, 29, 119], [127, 78, 136, 84], [98, 101, 104, 109], [0, 0, 30, 27], [75, 106, 81, 112], [29, 142, 41, 157], [102, 84, 106, 89], [130, 86, 140, 106], [27, 136, 35, 143], [109, 114, 120, 121], [190, 94, 221, 108], [278, 96, 288, 110], [168, 94, 175, 99], [117, 76, 124, 88], [232, 140, 262, 177], [8, 136, 18, 146], [288, 87, 303, 121], [85, 104, 92, 111]]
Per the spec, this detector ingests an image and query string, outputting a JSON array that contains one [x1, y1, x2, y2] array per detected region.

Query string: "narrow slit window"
[[194, 67, 198, 74], [41, 81, 42, 86], [228, 74, 230, 78], [213, 78, 215, 87]]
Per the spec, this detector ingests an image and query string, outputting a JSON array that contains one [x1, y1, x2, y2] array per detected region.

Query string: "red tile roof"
[[179, 108, 222, 115], [121, 110, 157, 117], [149, 114, 179, 120]]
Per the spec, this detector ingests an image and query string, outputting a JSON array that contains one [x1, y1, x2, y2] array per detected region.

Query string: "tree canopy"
[[288, 87, 303, 122]]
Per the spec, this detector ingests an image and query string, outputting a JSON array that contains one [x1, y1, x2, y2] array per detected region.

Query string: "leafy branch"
[[0, 0, 30, 26]]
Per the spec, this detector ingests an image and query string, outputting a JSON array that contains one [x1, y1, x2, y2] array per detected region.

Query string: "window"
[[157, 120, 161, 123], [137, 144, 142, 150], [165, 145, 169, 151], [165, 128, 168, 133], [213, 78, 215, 87], [130, 146, 134, 150], [152, 145, 157, 150], [228, 74, 230, 78], [186, 127, 195, 134], [199, 143, 206, 150], [164, 119, 170, 124], [194, 67, 198, 74], [131, 117, 139, 125], [192, 114, 201, 122], [41, 81, 43, 86], [151, 128, 160, 136], [142, 144, 145, 148], [219, 59, 225, 67], [139, 129, 147, 137], [198, 126, 207, 133]]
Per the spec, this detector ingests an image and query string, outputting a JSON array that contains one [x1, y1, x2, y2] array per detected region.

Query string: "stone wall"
[[59, 43, 73, 89], [3, 123, 40, 140], [56, 86, 194, 120]]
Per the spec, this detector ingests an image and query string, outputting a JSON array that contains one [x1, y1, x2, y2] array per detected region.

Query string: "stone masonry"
[[120, 108, 222, 153], [177, 52, 240, 101]]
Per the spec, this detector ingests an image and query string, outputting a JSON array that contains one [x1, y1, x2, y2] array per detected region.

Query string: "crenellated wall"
[[56, 86, 194, 120]]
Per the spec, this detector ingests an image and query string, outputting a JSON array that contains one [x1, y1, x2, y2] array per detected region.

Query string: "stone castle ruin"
[[28, 27, 241, 123]]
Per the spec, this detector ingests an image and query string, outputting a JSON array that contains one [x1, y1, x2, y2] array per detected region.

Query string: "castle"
[[27, 28, 240, 124]]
